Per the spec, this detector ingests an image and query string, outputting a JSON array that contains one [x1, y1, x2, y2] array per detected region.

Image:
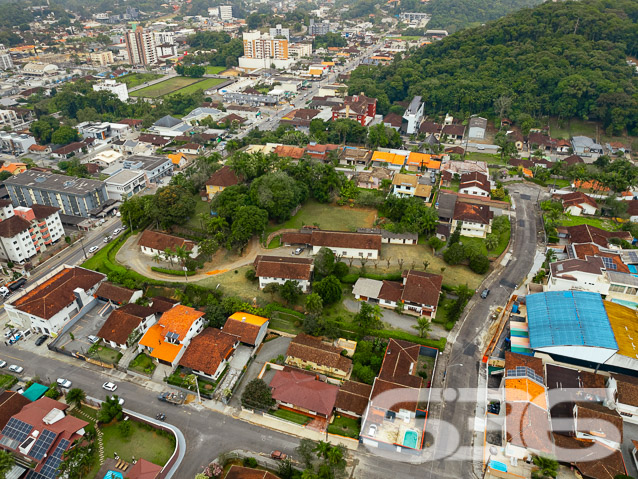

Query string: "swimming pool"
[[611, 298, 638, 310], [629, 265, 637, 274], [104, 471, 124, 479], [403, 429, 419, 449], [489, 460, 507, 472]]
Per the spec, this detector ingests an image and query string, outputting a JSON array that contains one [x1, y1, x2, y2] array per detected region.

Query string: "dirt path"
[[115, 234, 268, 283]]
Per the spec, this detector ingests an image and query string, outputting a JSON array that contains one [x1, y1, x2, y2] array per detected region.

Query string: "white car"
[[118, 397, 125, 406], [368, 424, 378, 437], [87, 335, 100, 344], [88, 246, 99, 254], [0, 360, 6, 368], [9, 365, 23, 374], [112, 228, 122, 235], [102, 382, 117, 392], [56, 378, 72, 388]]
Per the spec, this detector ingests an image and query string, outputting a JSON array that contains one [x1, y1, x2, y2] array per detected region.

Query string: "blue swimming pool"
[[489, 460, 507, 472], [104, 471, 124, 479], [629, 265, 638, 274], [612, 298, 638, 310], [403, 429, 419, 449]]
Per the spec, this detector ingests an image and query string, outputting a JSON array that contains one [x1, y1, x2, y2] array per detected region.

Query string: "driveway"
[[230, 335, 291, 407], [55, 302, 111, 355]]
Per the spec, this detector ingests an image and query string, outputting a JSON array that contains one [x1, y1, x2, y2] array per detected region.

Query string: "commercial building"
[[0, 203, 64, 263], [0, 132, 35, 155], [92, 80, 129, 102], [122, 155, 173, 183], [89, 51, 114, 66], [105, 169, 148, 201], [125, 26, 158, 66], [4, 170, 108, 218], [22, 62, 58, 76]]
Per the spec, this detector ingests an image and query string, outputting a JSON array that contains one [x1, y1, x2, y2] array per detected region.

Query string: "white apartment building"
[[89, 51, 114, 66], [403, 96, 424, 135], [0, 110, 19, 129], [153, 31, 175, 45], [0, 203, 64, 263], [288, 43, 313, 58], [239, 31, 294, 69], [105, 169, 148, 201], [0, 44, 13, 70], [92, 80, 129, 102], [0, 132, 36, 155], [270, 24, 290, 40], [219, 5, 234, 20], [125, 26, 157, 66]]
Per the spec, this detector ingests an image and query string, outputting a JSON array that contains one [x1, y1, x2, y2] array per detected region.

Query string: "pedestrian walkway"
[[74, 406, 105, 465]]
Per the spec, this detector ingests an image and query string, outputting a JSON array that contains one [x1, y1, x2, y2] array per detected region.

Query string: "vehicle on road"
[[158, 391, 185, 405], [35, 335, 47, 346], [102, 382, 117, 392], [88, 246, 99, 254], [9, 365, 23, 373], [6, 278, 26, 292], [8, 333, 21, 344], [4, 330, 14, 338], [88, 335, 100, 344], [113, 228, 122, 235], [56, 378, 72, 388], [292, 247, 304, 255], [271, 451, 287, 460], [0, 361, 6, 368], [156, 413, 166, 421], [481, 289, 490, 299]]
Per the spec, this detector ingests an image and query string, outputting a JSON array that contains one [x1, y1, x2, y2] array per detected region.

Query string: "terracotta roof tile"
[[286, 333, 352, 373], [97, 309, 144, 345], [205, 166, 240, 188], [223, 314, 268, 346], [125, 458, 162, 479], [311, 230, 381, 251], [138, 230, 195, 252], [459, 172, 490, 193], [0, 391, 31, 430], [0, 215, 30, 238], [574, 402, 623, 443], [179, 328, 238, 376], [506, 402, 553, 453], [335, 381, 372, 416], [452, 202, 492, 224], [95, 282, 137, 304], [552, 434, 626, 479], [269, 369, 338, 417], [254, 255, 313, 281], [566, 224, 632, 248], [401, 270, 442, 307]]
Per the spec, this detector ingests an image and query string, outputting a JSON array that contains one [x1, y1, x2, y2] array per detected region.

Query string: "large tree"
[[153, 185, 197, 228], [241, 379, 274, 410], [314, 247, 335, 279], [229, 205, 268, 249], [249, 171, 307, 221], [313, 275, 342, 305]]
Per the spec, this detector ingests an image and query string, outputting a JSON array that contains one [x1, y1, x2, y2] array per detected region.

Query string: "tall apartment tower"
[[242, 31, 288, 60], [0, 44, 13, 70], [125, 26, 158, 66]]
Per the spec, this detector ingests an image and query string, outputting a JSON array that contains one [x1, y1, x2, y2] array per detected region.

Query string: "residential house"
[[546, 257, 609, 295], [356, 167, 393, 190], [205, 166, 240, 199], [628, 200, 638, 222], [572, 136, 603, 157], [440, 159, 488, 178], [94, 282, 142, 305], [419, 121, 442, 139], [458, 172, 490, 197], [273, 145, 305, 161], [371, 151, 406, 170], [353, 270, 443, 318], [436, 192, 457, 223], [390, 174, 432, 201], [339, 147, 372, 167], [0, 397, 88, 476], [269, 369, 339, 419], [444, 146, 464, 155], [607, 374, 638, 425], [563, 155, 584, 166], [138, 304, 206, 367], [222, 312, 269, 349], [179, 328, 239, 381], [356, 228, 417, 245], [253, 255, 313, 292], [506, 129, 524, 151], [0, 163, 27, 175], [310, 230, 382, 259], [280, 109, 321, 132], [27, 144, 51, 156], [137, 134, 172, 148], [553, 433, 626, 479], [286, 333, 353, 379], [51, 142, 86, 160], [0, 204, 64, 264], [383, 113, 404, 131], [555, 139, 571, 154], [138, 230, 199, 260], [335, 381, 373, 419], [559, 192, 597, 216], [467, 116, 487, 139], [182, 107, 223, 125], [168, 152, 188, 169], [360, 339, 427, 452], [0, 391, 30, 430], [441, 124, 465, 142], [305, 143, 339, 162], [125, 459, 162, 479], [564, 224, 633, 249], [97, 305, 157, 350], [331, 93, 376, 126], [573, 402, 623, 450], [149, 115, 190, 137], [122, 156, 173, 184], [405, 152, 441, 173], [606, 142, 630, 156], [528, 132, 555, 153], [451, 202, 493, 238], [178, 143, 203, 156], [6, 266, 105, 335]]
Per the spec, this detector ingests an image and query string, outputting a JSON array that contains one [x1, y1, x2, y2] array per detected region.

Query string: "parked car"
[[8, 334, 21, 344], [87, 335, 100, 344], [9, 365, 23, 373], [3, 330, 14, 338], [112, 228, 122, 235], [102, 382, 117, 392], [368, 424, 378, 437], [35, 335, 48, 346], [0, 361, 6, 368], [271, 451, 287, 460], [88, 246, 99, 254], [292, 247, 304, 255], [20, 330, 31, 338], [8, 278, 26, 291], [56, 378, 72, 389], [480, 289, 490, 299]]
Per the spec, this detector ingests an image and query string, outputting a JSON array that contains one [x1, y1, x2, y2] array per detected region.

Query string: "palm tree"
[[152, 253, 162, 266], [0, 450, 14, 478], [314, 441, 331, 460], [163, 247, 175, 267], [173, 245, 191, 281], [66, 388, 86, 409], [531, 455, 558, 479], [412, 317, 432, 338]]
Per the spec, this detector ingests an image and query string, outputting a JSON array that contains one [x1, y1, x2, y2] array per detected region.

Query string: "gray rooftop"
[[124, 155, 171, 171], [153, 115, 183, 128], [607, 271, 638, 288], [468, 116, 487, 129], [405, 96, 422, 115], [105, 169, 146, 185], [436, 191, 457, 219], [357, 227, 418, 241], [4, 170, 105, 195], [352, 278, 383, 299]]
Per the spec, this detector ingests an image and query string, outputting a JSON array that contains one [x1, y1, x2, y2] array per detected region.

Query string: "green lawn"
[[166, 77, 226, 97], [556, 214, 618, 230], [265, 201, 377, 237], [464, 152, 504, 164], [461, 227, 510, 259], [205, 66, 226, 75], [270, 409, 311, 425], [267, 236, 281, 249], [0, 374, 17, 389], [88, 344, 122, 365], [398, 36, 422, 41], [101, 420, 175, 466], [129, 353, 156, 375], [130, 77, 201, 98], [117, 73, 162, 88], [549, 118, 598, 140], [197, 265, 270, 304], [185, 195, 211, 230], [327, 415, 361, 439]]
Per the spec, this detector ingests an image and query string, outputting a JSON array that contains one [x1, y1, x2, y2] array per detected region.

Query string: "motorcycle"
[[156, 413, 166, 421]]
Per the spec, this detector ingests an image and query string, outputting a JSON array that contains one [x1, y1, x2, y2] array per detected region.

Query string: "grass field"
[[205, 66, 226, 75], [270, 409, 311, 425], [265, 201, 377, 237], [465, 152, 505, 164], [118, 73, 162, 88], [130, 76, 201, 98], [185, 195, 211, 230], [197, 265, 271, 304], [555, 214, 618, 230], [166, 77, 226, 97], [548, 117, 634, 146], [101, 421, 175, 467], [328, 415, 361, 438]]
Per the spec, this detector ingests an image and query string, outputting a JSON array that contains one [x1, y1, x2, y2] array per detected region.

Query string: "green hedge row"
[[264, 303, 304, 319], [341, 271, 404, 284], [151, 267, 197, 276]]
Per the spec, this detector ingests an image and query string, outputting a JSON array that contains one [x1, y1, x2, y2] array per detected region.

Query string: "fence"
[[47, 298, 104, 351]]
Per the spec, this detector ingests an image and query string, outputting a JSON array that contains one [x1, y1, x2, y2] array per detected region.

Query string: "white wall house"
[[254, 255, 313, 293], [458, 172, 490, 197], [99, 308, 156, 350], [607, 376, 638, 425], [92, 80, 129, 102], [451, 203, 493, 239], [547, 258, 610, 295], [310, 230, 381, 260], [105, 169, 148, 201], [138, 230, 199, 260]]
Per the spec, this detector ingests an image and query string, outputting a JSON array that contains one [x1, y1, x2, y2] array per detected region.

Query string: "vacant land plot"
[[465, 152, 504, 164], [167, 77, 226, 97], [555, 214, 618, 230], [101, 420, 175, 466], [185, 194, 211, 230], [205, 66, 226, 75], [549, 118, 598, 140], [130, 77, 201, 98], [118, 73, 162, 88], [197, 265, 271, 304], [266, 201, 377, 237]]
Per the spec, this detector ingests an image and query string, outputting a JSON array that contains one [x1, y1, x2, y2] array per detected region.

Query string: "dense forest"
[[348, 0, 638, 135], [419, 0, 543, 32]]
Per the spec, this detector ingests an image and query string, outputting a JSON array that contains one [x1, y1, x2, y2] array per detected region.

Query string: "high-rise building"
[[89, 51, 114, 66], [242, 31, 288, 60], [93, 80, 129, 102], [269, 24, 290, 40], [218, 5, 235, 20], [125, 26, 158, 66], [0, 44, 13, 70], [309, 19, 331, 36]]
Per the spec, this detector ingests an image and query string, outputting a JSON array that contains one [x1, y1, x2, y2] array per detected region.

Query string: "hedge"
[[151, 267, 197, 276], [264, 303, 304, 319], [341, 271, 404, 284]]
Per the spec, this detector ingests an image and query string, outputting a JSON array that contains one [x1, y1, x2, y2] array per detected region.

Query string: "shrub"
[[151, 267, 197, 276], [333, 261, 349, 279], [118, 420, 132, 437], [469, 254, 491, 274], [245, 269, 256, 281], [242, 457, 258, 468]]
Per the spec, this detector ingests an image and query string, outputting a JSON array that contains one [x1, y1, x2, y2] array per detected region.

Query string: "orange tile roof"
[[168, 153, 187, 165], [574, 180, 610, 192], [372, 151, 406, 166], [505, 378, 547, 409], [0, 163, 27, 174], [406, 152, 441, 170], [522, 167, 533, 178], [158, 304, 204, 341]]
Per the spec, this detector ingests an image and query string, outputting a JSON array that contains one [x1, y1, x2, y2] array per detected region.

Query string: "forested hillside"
[[348, 0, 638, 135], [421, 0, 544, 32]]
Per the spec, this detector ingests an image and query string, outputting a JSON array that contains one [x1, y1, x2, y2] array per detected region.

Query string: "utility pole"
[[79, 236, 87, 260]]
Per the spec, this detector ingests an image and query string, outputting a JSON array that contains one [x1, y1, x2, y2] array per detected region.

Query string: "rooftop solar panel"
[[601, 256, 618, 270], [29, 430, 56, 461], [2, 417, 33, 443]]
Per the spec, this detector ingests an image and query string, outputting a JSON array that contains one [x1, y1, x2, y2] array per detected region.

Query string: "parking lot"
[[55, 301, 112, 355]]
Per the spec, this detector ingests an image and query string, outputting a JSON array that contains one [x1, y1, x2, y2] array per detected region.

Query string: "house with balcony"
[[285, 333, 352, 379], [451, 202, 492, 238], [253, 255, 313, 292], [458, 172, 490, 197]]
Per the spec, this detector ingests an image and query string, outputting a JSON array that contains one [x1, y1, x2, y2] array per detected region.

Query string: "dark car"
[[480, 288, 490, 299], [8, 278, 26, 291], [35, 335, 48, 346]]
